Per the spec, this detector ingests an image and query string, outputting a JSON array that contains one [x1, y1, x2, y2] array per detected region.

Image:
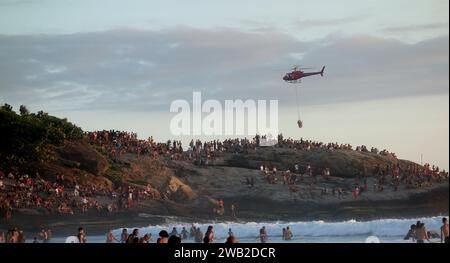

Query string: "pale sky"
[[0, 0, 448, 169]]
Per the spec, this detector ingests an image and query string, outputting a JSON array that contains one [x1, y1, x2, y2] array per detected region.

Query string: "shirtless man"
[[106, 229, 119, 243], [181, 227, 188, 239], [8, 228, 19, 243], [170, 227, 178, 237], [284, 226, 293, 241], [190, 224, 196, 238], [39, 228, 48, 243], [139, 234, 152, 243], [228, 228, 234, 237], [195, 228, 203, 243], [415, 223, 429, 243], [259, 226, 268, 243], [441, 217, 449, 243], [404, 225, 416, 242], [157, 230, 169, 243]]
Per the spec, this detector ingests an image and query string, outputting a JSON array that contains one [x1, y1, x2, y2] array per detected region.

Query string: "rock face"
[[56, 141, 108, 175], [161, 176, 198, 202], [224, 147, 401, 178]]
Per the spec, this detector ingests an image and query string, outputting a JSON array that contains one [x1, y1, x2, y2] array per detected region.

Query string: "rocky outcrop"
[[56, 141, 108, 175], [160, 176, 198, 202], [225, 147, 401, 178]]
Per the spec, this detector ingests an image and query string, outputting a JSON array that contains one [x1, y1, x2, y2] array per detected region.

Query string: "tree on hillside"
[[19, 105, 29, 116], [1, 103, 13, 112], [0, 104, 84, 171]]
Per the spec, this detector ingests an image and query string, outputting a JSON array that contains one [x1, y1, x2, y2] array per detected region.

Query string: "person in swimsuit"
[[259, 226, 268, 243], [106, 229, 119, 243], [120, 228, 128, 243], [415, 223, 429, 243], [77, 227, 87, 243], [441, 217, 449, 243], [203, 225, 214, 244]]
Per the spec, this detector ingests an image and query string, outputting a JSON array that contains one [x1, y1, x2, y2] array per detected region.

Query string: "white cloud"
[[0, 27, 448, 113], [44, 65, 67, 74]]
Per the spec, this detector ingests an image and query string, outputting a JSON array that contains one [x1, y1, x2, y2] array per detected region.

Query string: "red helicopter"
[[283, 65, 325, 83]]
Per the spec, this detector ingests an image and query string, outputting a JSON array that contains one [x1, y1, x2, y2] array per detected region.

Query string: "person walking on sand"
[[441, 217, 449, 243]]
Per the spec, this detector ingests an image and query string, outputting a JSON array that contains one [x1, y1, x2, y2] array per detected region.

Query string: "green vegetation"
[[0, 103, 84, 171]]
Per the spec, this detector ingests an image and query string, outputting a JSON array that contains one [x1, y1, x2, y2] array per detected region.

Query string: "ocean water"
[[51, 216, 447, 243]]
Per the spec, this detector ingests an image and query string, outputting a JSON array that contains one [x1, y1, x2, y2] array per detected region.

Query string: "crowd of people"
[[84, 131, 450, 194], [0, 171, 92, 219], [276, 134, 397, 157], [1, 218, 448, 243], [86, 130, 403, 169], [1, 128, 447, 221], [0, 227, 51, 243], [404, 218, 449, 243], [87, 130, 184, 161], [254, 156, 448, 200], [0, 169, 170, 221], [106, 224, 288, 244], [1, 130, 448, 243]]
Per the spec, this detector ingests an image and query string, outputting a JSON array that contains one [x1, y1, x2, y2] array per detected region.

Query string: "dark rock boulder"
[[56, 141, 108, 175]]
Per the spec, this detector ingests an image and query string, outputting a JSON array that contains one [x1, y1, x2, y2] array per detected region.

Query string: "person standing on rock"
[[230, 203, 236, 218], [353, 186, 360, 199]]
